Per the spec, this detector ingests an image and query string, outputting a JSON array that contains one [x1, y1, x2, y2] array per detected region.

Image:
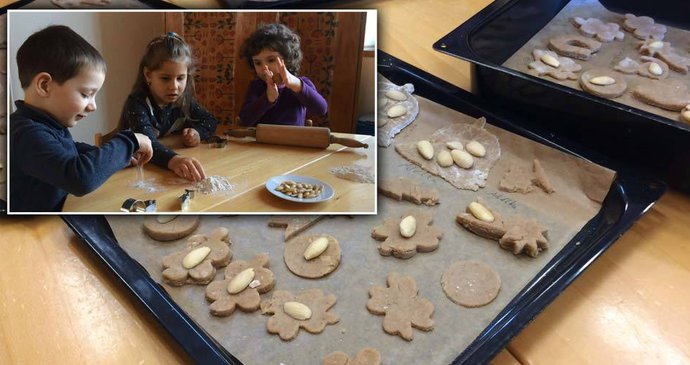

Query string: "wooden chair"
[[94, 128, 120, 147]]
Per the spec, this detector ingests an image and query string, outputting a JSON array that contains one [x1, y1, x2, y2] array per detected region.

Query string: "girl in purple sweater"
[[239, 23, 328, 127]]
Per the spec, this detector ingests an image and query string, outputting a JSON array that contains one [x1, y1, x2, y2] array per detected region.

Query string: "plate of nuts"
[[266, 175, 335, 203]]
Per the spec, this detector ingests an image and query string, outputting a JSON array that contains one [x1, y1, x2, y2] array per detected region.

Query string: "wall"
[[357, 51, 375, 120], [8, 12, 163, 143]]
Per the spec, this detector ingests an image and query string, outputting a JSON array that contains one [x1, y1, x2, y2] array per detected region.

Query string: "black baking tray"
[[61, 52, 665, 364], [432, 0, 690, 194]]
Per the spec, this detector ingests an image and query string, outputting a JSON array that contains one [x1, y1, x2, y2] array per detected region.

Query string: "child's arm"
[[122, 96, 177, 168], [183, 101, 219, 140], [239, 79, 275, 126], [291, 77, 328, 117]]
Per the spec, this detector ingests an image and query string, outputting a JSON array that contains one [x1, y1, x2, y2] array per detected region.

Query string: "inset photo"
[[7, 10, 376, 214]]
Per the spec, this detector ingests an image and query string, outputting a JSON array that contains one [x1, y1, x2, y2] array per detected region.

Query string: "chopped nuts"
[[304, 236, 330, 260], [385, 89, 408, 101], [156, 215, 178, 224], [182, 246, 211, 269], [275, 180, 323, 199], [399, 215, 417, 238], [416, 140, 434, 160], [436, 150, 453, 167], [284, 301, 312, 320], [446, 141, 464, 150], [540, 53, 560, 68], [589, 76, 616, 86], [468, 201, 495, 222], [451, 149, 474, 169], [465, 140, 486, 157], [648, 62, 663, 76], [227, 268, 255, 294], [387, 105, 407, 118]]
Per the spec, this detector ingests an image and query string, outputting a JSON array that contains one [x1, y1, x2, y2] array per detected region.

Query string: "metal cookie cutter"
[[178, 189, 196, 211], [121, 198, 157, 213], [207, 135, 228, 149]]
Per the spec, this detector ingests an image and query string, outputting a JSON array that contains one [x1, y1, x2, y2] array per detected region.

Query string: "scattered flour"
[[329, 165, 375, 184], [195, 176, 235, 194]]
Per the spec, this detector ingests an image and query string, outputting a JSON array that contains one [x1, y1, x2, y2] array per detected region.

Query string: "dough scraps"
[[284, 234, 341, 279], [323, 348, 381, 365], [500, 159, 554, 194], [260, 289, 340, 341], [441, 260, 501, 308], [268, 216, 324, 241], [528, 49, 582, 81], [161, 227, 232, 286], [371, 211, 443, 259], [378, 177, 440, 206], [394, 117, 500, 191], [143, 215, 200, 241], [366, 272, 434, 341], [205, 253, 275, 316], [571, 16, 624, 42]]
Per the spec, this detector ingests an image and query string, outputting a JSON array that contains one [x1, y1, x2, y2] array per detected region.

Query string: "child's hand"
[[264, 65, 279, 103], [168, 155, 206, 182], [133, 133, 153, 165], [182, 128, 200, 147], [276, 57, 302, 93]]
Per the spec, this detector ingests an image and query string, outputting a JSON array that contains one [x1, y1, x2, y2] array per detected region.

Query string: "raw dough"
[[528, 49, 582, 80], [614, 56, 669, 80], [366, 272, 434, 341], [323, 348, 381, 365], [499, 166, 534, 194], [441, 260, 501, 308], [548, 34, 602, 60], [632, 80, 690, 111], [205, 253, 275, 316], [260, 289, 340, 341], [371, 211, 443, 259], [638, 40, 690, 74], [378, 177, 440, 206], [532, 159, 555, 194], [268, 216, 324, 241], [284, 234, 341, 279], [579, 69, 627, 99], [571, 16, 624, 42], [161, 227, 232, 286], [622, 13, 667, 40], [143, 215, 200, 241]]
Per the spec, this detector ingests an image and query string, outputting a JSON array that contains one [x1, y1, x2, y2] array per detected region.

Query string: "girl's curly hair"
[[241, 23, 302, 75]]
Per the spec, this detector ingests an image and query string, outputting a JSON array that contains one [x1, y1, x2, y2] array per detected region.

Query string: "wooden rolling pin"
[[226, 124, 369, 149]]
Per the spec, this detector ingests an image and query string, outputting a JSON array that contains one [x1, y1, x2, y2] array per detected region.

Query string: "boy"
[[10, 25, 153, 212]]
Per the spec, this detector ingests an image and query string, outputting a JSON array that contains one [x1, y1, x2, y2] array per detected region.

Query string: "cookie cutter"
[[178, 189, 196, 211], [120, 198, 157, 213], [207, 136, 228, 149]]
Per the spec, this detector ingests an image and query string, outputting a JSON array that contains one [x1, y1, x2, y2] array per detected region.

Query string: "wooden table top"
[[62, 132, 375, 213]]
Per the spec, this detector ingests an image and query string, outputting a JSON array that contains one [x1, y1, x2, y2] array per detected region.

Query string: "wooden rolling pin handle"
[[330, 135, 369, 148]]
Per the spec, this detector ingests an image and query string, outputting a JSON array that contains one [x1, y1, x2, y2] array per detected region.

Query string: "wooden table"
[[2, 1, 689, 365], [62, 132, 375, 213]]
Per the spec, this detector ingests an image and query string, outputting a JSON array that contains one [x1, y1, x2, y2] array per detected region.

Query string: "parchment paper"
[[107, 95, 616, 365], [503, 0, 690, 122]]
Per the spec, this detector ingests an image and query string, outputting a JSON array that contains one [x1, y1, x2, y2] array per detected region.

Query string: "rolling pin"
[[225, 124, 369, 149]]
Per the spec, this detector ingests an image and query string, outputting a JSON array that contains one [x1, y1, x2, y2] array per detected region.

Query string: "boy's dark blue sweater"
[[10, 101, 139, 212]]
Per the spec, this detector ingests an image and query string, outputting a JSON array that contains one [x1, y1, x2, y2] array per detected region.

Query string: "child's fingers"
[[192, 159, 206, 180]]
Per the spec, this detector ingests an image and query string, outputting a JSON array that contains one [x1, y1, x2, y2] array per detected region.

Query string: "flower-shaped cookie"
[[528, 49, 582, 80], [623, 13, 667, 40], [371, 211, 443, 259], [323, 348, 381, 365], [261, 288, 340, 341], [638, 40, 690, 74], [572, 17, 624, 42], [144, 215, 200, 241], [162, 227, 232, 286], [367, 272, 434, 341], [205, 253, 275, 317]]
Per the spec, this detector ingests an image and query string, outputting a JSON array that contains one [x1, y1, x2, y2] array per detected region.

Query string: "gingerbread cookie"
[[614, 57, 640, 74], [622, 13, 667, 40], [528, 49, 582, 81], [571, 17, 624, 42], [143, 215, 199, 241], [614, 57, 669, 79], [284, 234, 341, 279], [532, 159, 555, 194], [367, 272, 434, 341], [161, 227, 232, 286], [638, 40, 690, 74], [261, 289, 340, 341], [548, 34, 602, 60], [378, 177, 440, 206], [268, 216, 324, 241], [371, 211, 443, 259], [633, 80, 690, 111], [323, 348, 381, 365], [205, 254, 275, 317], [579, 69, 627, 99], [441, 260, 501, 308]]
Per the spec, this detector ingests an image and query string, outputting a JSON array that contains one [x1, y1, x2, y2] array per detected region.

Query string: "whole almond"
[[436, 150, 453, 167], [649, 40, 664, 49], [445, 141, 464, 150], [284, 301, 312, 320], [451, 149, 474, 169], [416, 140, 434, 160], [465, 140, 486, 157], [540, 53, 560, 68], [648, 62, 663, 76], [304, 236, 330, 260], [399, 215, 417, 238], [385, 89, 408, 101], [182, 246, 211, 269], [468, 201, 495, 222], [227, 268, 256, 294], [589, 76, 616, 86], [682, 109, 690, 123], [156, 215, 178, 224], [387, 105, 407, 118]]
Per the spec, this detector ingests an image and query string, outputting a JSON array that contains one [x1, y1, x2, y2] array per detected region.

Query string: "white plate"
[[265, 175, 335, 203]]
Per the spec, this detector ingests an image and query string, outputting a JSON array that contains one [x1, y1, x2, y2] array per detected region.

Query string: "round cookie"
[[441, 260, 501, 308], [579, 69, 627, 99], [143, 216, 200, 241], [284, 234, 341, 279]]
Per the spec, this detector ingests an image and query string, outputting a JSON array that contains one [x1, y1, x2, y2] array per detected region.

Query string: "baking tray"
[[432, 0, 690, 194], [62, 52, 665, 364]]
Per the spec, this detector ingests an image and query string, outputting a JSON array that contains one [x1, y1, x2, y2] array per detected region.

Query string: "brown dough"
[[441, 260, 501, 308], [260, 289, 340, 341], [499, 165, 534, 194], [268, 216, 324, 241], [571, 17, 624, 42], [623, 13, 667, 40], [528, 49, 582, 81], [548, 34, 602, 60], [284, 234, 341, 279], [205, 254, 275, 317], [323, 348, 381, 365], [366, 272, 434, 341], [161, 227, 232, 286], [371, 211, 443, 259], [143, 216, 200, 241], [378, 177, 440, 205], [638, 40, 690, 74], [532, 159, 555, 194], [637, 56, 670, 80], [632, 80, 690, 111], [579, 69, 627, 99]]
